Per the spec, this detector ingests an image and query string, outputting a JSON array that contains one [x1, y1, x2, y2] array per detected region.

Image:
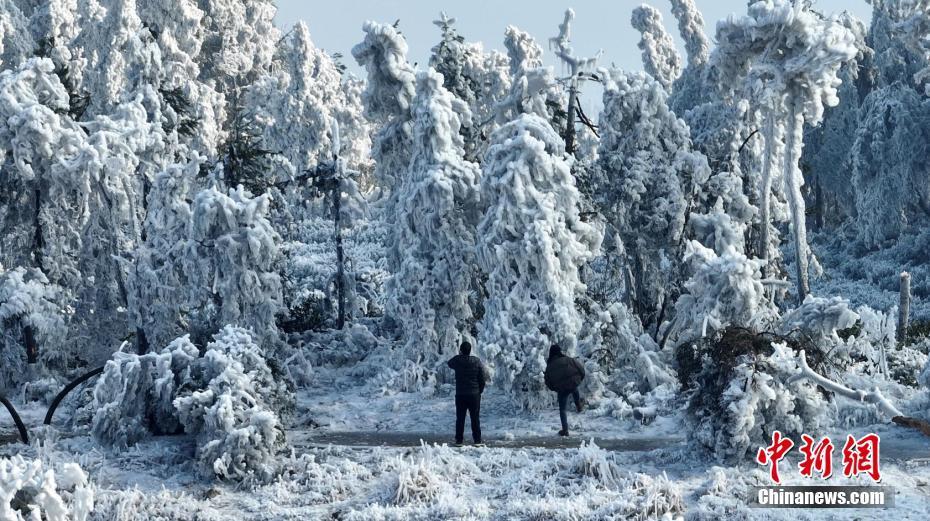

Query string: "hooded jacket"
[[544, 346, 585, 392]]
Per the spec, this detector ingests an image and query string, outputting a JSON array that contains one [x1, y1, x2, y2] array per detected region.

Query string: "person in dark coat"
[[447, 341, 487, 445], [544, 344, 585, 436]]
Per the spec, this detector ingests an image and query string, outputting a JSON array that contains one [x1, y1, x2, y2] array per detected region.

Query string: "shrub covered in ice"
[[0, 455, 94, 521], [90, 326, 291, 482], [779, 295, 859, 370], [679, 329, 831, 462], [670, 241, 776, 345], [0, 265, 67, 391], [90, 336, 199, 447], [174, 326, 290, 481]]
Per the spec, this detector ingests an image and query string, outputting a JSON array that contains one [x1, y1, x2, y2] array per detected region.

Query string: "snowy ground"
[[3, 362, 930, 520]]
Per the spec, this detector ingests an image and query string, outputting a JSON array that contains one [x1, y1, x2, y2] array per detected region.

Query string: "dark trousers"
[[455, 394, 481, 443], [557, 389, 582, 432]]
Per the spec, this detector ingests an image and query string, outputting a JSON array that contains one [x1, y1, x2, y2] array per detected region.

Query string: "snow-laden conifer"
[[630, 5, 681, 92], [477, 114, 601, 407], [714, 0, 857, 302], [389, 69, 481, 369]]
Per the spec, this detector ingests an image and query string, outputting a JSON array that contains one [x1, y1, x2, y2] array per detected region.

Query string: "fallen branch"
[[788, 350, 903, 418], [892, 416, 930, 437]]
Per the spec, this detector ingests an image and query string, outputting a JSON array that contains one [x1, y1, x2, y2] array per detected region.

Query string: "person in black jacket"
[[446, 341, 487, 445], [544, 344, 585, 436]]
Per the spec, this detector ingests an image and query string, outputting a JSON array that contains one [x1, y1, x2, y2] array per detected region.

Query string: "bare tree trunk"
[[333, 184, 346, 330], [899, 271, 911, 345], [32, 189, 43, 271], [136, 326, 150, 355], [565, 79, 578, 155], [23, 324, 38, 364], [758, 117, 776, 273], [783, 102, 810, 303]]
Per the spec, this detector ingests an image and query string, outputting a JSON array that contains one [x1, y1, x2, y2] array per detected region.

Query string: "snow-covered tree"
[[593, 70, 705, 335], [477, 114, 602, 407], [136, 0, 226, 158], [389, 69, 482, 368], [72, 0, 158, 117], [495, 25, 555, 124], [666, 0, 712, 114], [0, 58, 91, 285], [798, 13, 870, 230], [670, 0, 709, 68], [429, 12, 511, 160], [352, 20, 416, 279], [0, 265, 66, 390], [195, 0, 279, 88], [850, 83, 930, 247], [548, 9, 599, 156], [245, 21, 368, 186], [185, 185, 283, 345], [127, 158, 200, 352], [0, 0, 34, 70], [714, 0, 857, 302], [351, 20, 415, 201], [630, 5, 681, 92]]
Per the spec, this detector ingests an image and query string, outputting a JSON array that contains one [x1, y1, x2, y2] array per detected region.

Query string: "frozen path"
[[290, 429, 684, 451]]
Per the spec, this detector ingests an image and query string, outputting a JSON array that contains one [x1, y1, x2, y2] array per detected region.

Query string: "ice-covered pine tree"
[[352, 21, 415, 200], [135, 0, 226, 158], [714, 0, 856, 302], [185, 185, 283, 345], [593, 69, 707, 336], [631, 4, 682, 92], [245, 21, 368, 186], [352, 20, 416, 277], [850, 83, 930, 247], [429, 12, 511, 160], [127, 158, 200, 353], [71, 0, 158, 117], [495, 25, 555, 124], [0, 57, 91, 286], [666, 0, 713, 114], [195, 0, 279, 89], [0, 0, 33, 69], [844, 2, 930, 246], [389, 69, 482, 369], [477, 114, 602, 408]]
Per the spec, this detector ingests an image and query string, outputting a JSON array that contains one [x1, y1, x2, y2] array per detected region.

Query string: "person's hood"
[[548, 345, 564, 361]]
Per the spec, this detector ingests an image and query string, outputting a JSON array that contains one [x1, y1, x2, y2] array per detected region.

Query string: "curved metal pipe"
[[43, 366, 105, 426], [0, 395, 28, 444]]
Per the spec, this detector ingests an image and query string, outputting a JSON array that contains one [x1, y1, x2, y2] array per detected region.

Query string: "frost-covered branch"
[[788, 350, 903, 418]]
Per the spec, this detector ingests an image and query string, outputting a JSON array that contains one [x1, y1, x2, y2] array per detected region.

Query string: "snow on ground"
[[3, 361, 930, 520]]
